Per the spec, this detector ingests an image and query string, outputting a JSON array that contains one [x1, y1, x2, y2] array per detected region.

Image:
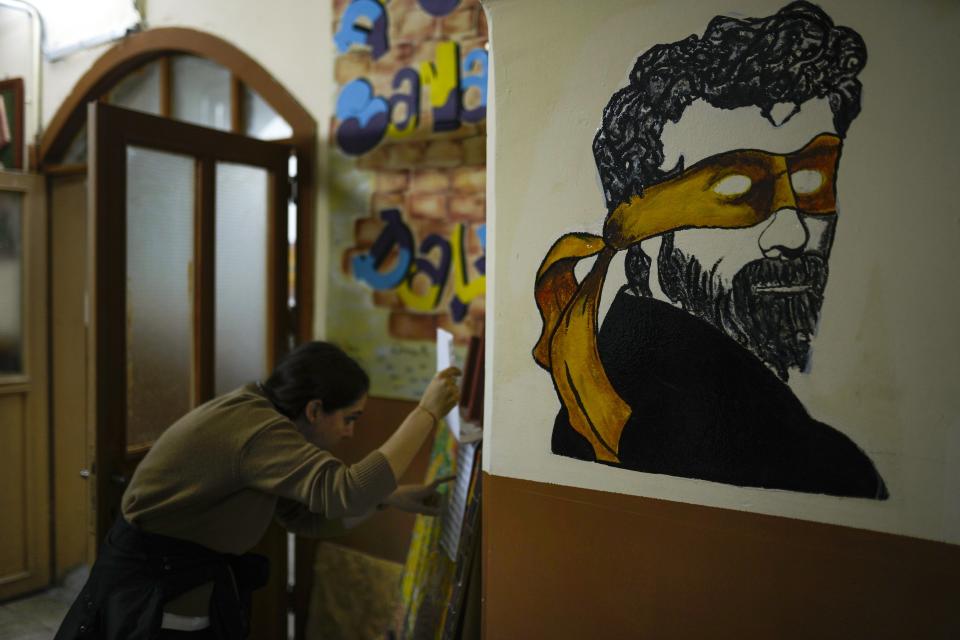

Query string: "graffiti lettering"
[[420, 41, 461, 132], [352, 209, 414, 290], [335, 46, 487, 155], [334, 0, 390, 60], [335, 79, 390, 156], [397, 234, 452, 310], [354, 212, 485, 321], [417, 0, 460, 17], [387, 68, 421, 140], [449, 223, 486, 321], [460, 49, 488, 123]]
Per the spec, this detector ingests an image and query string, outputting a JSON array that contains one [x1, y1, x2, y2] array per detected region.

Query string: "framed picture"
[[0, 78, 25, 171]]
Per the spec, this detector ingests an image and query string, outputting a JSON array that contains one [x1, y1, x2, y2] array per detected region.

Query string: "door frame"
[[38, 27, 317, 342], [87, 101, 292, 541], [87, 103, 293, 639], [37, 31, 319, 590], [0, 171, 49, 601]]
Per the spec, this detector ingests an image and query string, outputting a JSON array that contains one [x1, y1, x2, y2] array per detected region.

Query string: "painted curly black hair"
[[592, 1, 867, 215]]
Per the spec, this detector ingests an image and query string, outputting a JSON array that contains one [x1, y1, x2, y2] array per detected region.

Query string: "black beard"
[[657, 238, 829, 381]]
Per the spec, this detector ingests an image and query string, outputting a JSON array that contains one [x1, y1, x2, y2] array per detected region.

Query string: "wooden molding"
[[43, 163, 87, 177], [158, 56, 173, 118], [230, 74, 244, 135], [39, 27, 317, 164], [0, 172, 50, 599], [39, 26, 319, 343]]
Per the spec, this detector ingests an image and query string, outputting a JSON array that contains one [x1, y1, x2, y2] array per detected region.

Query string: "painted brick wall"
[[332, 0, 487, 347]]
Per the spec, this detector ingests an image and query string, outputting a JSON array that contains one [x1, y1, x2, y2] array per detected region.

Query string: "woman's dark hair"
[[261, 341, 370, 419]]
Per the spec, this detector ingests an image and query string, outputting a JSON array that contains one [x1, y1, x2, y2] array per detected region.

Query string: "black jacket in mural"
[[552, 288, 888, 500]]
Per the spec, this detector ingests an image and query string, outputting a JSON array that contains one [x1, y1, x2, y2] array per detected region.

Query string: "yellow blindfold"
[[534, 133, 841, 462]]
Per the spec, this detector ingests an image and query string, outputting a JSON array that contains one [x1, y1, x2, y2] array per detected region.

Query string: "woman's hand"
[[378, 369, 461, 483], [383, 475, 455, 516], [419, 367, 462, 420]]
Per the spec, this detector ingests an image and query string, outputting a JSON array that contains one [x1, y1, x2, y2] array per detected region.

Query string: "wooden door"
[[86, 103, 292, 636], [0, 172, 49, 600]]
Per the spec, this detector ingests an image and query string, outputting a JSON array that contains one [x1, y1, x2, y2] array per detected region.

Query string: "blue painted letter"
[[335, 79, 389, 155], [417, 0, 460, 17], [334, 0, 390, 59], [352, 209, 415, 290], [461, 48, 488, 123]]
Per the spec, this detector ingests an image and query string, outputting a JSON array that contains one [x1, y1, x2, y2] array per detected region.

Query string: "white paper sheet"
[[436, 328, 482, 443]]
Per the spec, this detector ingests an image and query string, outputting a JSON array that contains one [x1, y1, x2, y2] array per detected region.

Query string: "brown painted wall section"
[[328, 396, 431, 562], [483, 473, 960, 639], [293, 396, 429, 638]]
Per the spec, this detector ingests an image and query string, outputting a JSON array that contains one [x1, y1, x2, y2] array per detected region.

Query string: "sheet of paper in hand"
[[436, 328, 481, 443]]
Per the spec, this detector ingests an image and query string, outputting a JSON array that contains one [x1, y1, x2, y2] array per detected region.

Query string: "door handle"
[[79, 468, 90, 479]]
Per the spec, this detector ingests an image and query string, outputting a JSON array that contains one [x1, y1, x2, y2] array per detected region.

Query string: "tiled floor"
[[0, 568, 86, 640]]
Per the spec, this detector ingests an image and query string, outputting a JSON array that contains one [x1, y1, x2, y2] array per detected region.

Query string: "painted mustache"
[[729, 253, 829, 379], [739, 254, 828, 294]]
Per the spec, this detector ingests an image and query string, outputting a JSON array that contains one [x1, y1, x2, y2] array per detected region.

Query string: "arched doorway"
[[39, 28, 316, 637], [40, 26, 317, 339]]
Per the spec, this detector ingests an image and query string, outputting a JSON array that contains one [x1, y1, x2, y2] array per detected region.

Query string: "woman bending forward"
[[56, 341, 460, 640]]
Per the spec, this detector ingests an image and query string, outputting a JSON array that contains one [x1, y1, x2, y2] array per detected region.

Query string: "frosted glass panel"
[[215, 162, 269, 395], [108, 61, 161, 116], [243, 87, 293, 140], [0, 192, 23, 374], [171, 55, 231, 131], [126, 146, 195, 447]]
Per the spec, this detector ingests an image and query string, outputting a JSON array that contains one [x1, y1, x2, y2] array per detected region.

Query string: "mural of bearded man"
[[534, 1, 888, 499]]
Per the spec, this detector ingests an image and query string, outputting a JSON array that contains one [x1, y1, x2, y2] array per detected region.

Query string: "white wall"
[[0, 0, 337, 337], [484, 0, 960, 544], [0, 8, 32, 84]]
